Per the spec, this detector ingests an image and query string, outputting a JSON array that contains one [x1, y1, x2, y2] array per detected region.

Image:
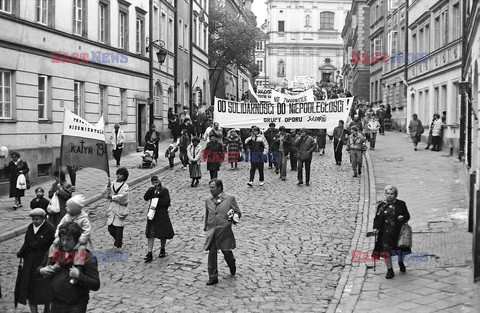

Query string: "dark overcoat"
[[144, 186, 174, 239], [6, 160, 29, 198], [17, 220, 56, 305], [203, 192, 242, 251], [204, 141, 223, 171]]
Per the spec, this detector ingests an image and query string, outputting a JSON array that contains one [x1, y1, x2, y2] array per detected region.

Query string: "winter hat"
[[63, 184, 75, 193], [29, 208, 46, 217], [66, 194, 86, 215]]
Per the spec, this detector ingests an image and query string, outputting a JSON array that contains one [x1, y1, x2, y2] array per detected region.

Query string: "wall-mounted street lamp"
[[147, 38, 167, 128]]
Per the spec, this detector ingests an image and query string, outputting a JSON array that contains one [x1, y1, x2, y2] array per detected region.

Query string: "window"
[[425, 24, 430, 53], [198, 18, 202, 48], [453, 4, 460, 39], [161, 12, 166, 42], [320, 12, 334, 30], [36, 0, 47, 25], [305, 15, 311, 27], [434, 86, 439, 113], [119, 11, 128, 50], [441, 84, 447, 113], [38, 75, 47, 120], [154, 83, 162, 115], [136, 17, 144, 54], [73, 0, 85, 36], [256, 60, 263, 72], [0, 71, 12, 119], [434, 15, 440, 49], [153, 6, 159, 40], [168, 18, 174, 50], [256, 41, 263, 51], [418, 28, 424, 54], [184, 23, 188, 50], [74, 81, 83, 117], [411, 33, 417, 54], [388, 0, 398, 11], [99, 85, 108, 121], [120, 88, 127, 123], [98, 2, 110, 44], [374, 38, 382, 54], [442, 10, 449, 45], [0, 0, 12, 13], [179, 20, 183, 48], [388, 30, 398, 54], [193, 18, 197, 45], [453, 82, 459, 122], [277, 60, 285, 77], [278, 20, 285, 32], [37, 163, 52, 177], [203, 24, 207, 52]]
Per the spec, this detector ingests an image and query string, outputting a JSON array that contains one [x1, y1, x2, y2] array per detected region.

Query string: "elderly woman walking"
[[372, 185, 411, 279], [225, 129, 242, 170], [408, 114, 424, 151], [187, 136, 202, 187], [5, 151, 29, 209]]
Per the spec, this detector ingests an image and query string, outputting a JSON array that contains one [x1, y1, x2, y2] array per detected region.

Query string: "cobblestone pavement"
[[0, 142, 362, 312], [333, 132, 480, 313]]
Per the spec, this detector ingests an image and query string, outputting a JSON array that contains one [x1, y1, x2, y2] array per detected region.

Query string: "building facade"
[[175, 0, 191, 112], [0, 0, 176, 195], [406, 0, 462, 154], [265, 0, 351, 89], [192, 0, 210, 108], [366, 0, 385, 107], [255, 21, 269, 87], [342, 0, 370, 103]]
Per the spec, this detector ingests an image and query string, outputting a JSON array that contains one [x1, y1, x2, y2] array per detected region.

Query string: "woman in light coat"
[[103, 167, 129, 251], [187, 136, 202, 187], [431, 114, 443, 151], [408, 113, 424, 151], [110, 124, 126, 166]]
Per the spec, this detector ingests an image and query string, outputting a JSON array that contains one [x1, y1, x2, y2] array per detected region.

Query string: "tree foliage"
[[208, 0, 259, 75]]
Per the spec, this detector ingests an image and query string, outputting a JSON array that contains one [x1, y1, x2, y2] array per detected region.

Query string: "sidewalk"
[[0, 138, 179, 243], [332, 132, 480, 312]]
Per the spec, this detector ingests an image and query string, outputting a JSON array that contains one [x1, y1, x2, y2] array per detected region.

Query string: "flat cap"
[[29, 208, 46, 217]]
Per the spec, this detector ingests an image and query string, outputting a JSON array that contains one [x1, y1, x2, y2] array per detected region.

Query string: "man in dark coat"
[[263, 123, 280, 173], [294, 128, 317, 186], [204, 134, 223, 179], [274, 126, 292, 181], [17, 208, 55, 312], [204, 179, 242, 285]]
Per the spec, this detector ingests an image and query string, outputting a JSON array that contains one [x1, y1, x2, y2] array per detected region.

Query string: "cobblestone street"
[[0, 145, 361, 312]]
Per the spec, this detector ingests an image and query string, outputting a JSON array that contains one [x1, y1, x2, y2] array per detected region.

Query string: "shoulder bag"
[[47, 193, 61, 214], [397, 223, 413, 249]]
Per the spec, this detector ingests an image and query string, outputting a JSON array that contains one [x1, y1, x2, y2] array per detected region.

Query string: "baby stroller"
[[140, 142, 156, 168]]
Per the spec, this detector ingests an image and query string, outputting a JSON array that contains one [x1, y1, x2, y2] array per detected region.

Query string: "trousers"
[[278, 151, 287, 179], [207, 240, 236, 279], [108, 224, 124, 248], [297, 158, 312, 183], [350, 150, 363, 174], [250, 162, 264, 182]]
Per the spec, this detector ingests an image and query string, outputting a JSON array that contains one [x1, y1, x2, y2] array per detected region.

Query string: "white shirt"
[[33, 219, 46, 234]]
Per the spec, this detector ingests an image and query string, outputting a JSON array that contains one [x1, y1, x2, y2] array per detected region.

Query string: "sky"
[[252, 0, 268, 27]]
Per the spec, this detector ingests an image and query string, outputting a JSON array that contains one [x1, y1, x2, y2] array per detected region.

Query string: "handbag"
[[397, 223, 412, 249], [47, 193, 61, 214], [16, 174, 27, 190], [147, 198, 158, 220]]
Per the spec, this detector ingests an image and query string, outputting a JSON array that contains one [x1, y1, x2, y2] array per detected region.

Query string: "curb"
[[0, 161, 181, 243], [327, 150, 377, 313]]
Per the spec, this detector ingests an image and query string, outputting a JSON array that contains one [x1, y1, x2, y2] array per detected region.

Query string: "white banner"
[[214, 97, 353, 129], [257, 86, 272, 102], [270, 89, 314, 104], [62, 108, 106, 140]]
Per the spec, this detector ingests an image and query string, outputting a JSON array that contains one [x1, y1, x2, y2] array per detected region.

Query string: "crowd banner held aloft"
[[257, 86, 272, 102], [214, 96, 353, 129], [270, 89, 315, 104], [61, 108, 110, 176]]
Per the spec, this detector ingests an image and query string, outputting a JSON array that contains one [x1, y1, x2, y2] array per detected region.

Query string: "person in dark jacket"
[[244, 126, 269, 186], [333, 120, 349, 166], [289, 129, 300, 171], [372, 185, 411, 279], [204, 134, 223, 179], [145, 124, 161, 161], [263, 123, 279, 172], [39, 222, 100, 313], [5, 151, 29, 209], [274, 126, 292, 181], [30, 187, 50, 216], [48, 182, 74, 228], [143, 176, 174, 262], [17, 208, 55, 313], [294, 128, 317, 186]]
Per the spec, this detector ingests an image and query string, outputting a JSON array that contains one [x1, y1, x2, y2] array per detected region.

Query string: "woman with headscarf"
[[372, 185, 411, 279], [187, 136, 202, 187], [225, 129, 242, 170], [5, 151, 29, 209]]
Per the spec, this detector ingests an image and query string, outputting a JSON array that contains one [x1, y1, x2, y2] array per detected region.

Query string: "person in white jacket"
[[110, 124, 126, 166], [431, 114, 443, 151], [368, 115, 381, 150], [187, 137, 203, 187]]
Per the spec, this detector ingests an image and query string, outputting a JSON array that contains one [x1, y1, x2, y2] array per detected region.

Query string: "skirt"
[[189, 162, 202, 178]]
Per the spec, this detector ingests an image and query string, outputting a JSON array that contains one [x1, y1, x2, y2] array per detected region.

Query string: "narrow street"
[[0, 145, 361, 312]]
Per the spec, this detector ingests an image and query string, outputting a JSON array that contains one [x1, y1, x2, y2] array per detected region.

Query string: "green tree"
[[209, 0, 259, 99]]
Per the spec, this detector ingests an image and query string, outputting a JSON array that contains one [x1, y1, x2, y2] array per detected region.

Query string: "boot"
[[399, 262, 406, 273], [385, 268, 395, 279], [144, 252, 153, 263], [159, 248, 166, 258]]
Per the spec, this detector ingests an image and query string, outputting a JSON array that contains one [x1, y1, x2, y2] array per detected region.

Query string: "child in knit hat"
[[165, 143, 178, 169], [49, 194, 91, 284]]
